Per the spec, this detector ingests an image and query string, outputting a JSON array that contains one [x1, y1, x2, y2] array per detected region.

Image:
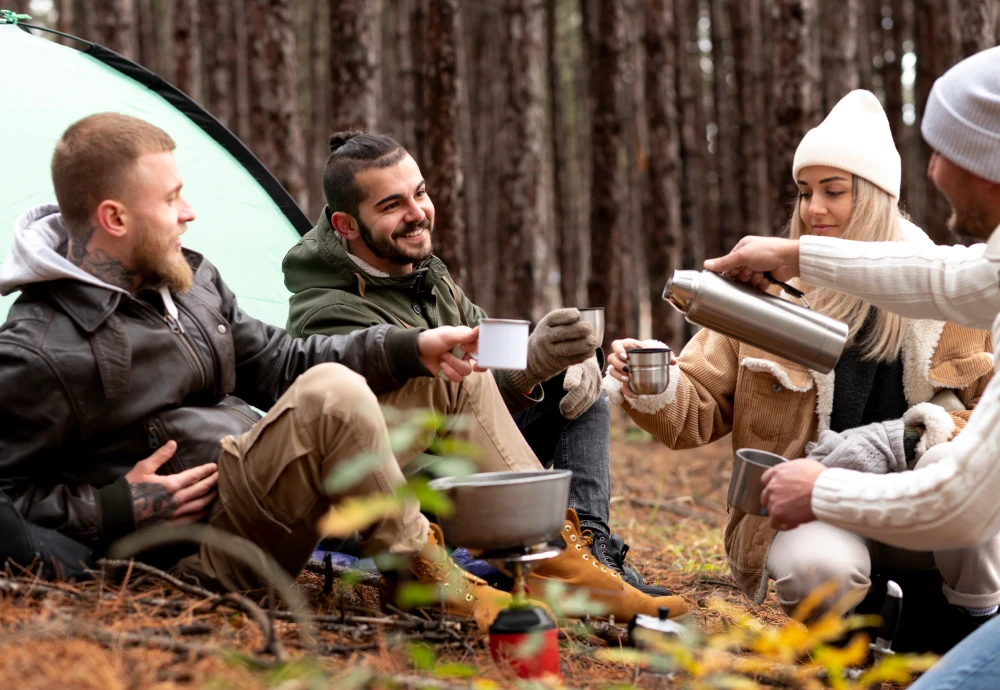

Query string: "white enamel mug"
[[472, 318, 530, 370]]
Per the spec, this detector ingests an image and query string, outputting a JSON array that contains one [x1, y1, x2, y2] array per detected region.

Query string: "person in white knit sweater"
[[606, 88, 1000, 653], [706, 47, 1000, 689]]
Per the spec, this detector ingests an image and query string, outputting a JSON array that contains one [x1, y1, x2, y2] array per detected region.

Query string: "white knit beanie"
[[792, 90, 901, 199], [921, 46, 1000, 184]]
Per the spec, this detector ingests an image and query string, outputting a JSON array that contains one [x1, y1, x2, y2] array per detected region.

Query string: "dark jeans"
[[513, 370, 612, 536], [0, 491, 96, 580], [909, 613, 1000, 690]]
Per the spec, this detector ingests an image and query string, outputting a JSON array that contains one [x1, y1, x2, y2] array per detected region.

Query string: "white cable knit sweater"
[[797, 224, 1000, 551]]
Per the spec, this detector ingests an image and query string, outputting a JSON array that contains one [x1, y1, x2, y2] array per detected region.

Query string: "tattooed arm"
[[124, 441, 219, 529]]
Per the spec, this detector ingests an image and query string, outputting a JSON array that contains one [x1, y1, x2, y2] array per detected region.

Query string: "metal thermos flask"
[[663, 270, 849, 374]]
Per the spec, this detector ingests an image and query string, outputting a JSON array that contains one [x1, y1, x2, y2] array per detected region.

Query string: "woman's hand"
[[608, 338, 677, 399]]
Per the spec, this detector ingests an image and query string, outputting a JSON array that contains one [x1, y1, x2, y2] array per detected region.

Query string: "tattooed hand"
[[125, 441, 219, 529]]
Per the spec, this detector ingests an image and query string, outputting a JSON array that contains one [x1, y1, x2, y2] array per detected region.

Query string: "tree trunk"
[[135, 0, 159, 71], [729, 0, 771, 236], [329, 0, 380, 132], [247, 0, 307, 209], [586, 0, 626, 339], [410, 0, 428, 164], [821, 0, 858, 112], [643, 0, 684, 347], [547, 0, 576, 308], [710, 0, 742, 253], [883, 0, 907, 145], [305, 0, 329, 219], [91, 0, 137, 59], [424, 0, 467, 286], [951, 0, 999, 57], [170, 0, 202, 101], [675, 0, 708, 272], [232, 0, 251, 144], [7, 0, 30, 16], [202, 0, 235, 128], [769, 0, 819, 234], [497, 0, 546, 321]]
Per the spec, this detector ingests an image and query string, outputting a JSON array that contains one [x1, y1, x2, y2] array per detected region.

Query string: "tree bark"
[[586, 0, 626, 339], [88, 0, 137, 59], [169, 0, 202, 101], [729, 0, 771, 236], [202, 0, 235, 128], [305, 0, 329, 219], [547, 0, 576, 308], [950, 0, 999, 57], [497, 0, 546, 321], [329, 0, 380, 132], [232, 0, 251, 144], [643, 0, 685, 347], [424, 0, 467, 286], [769, 0, 820, 234], [883, 0, 907, 145], [710, 0, 742, 253], [247, 0, 307, 210], [675, 0, 709, 271], [820, 0, 858, 112], [411, 0, 429, 164], [135, 0, 159, 71], [7, 0, 30, 16]]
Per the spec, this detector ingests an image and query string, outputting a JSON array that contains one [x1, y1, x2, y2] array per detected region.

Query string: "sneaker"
[[590, 532, 673, 597]]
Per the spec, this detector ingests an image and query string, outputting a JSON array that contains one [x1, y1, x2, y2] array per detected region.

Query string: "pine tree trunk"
[[820, 0, 858, 112], [547, 0, 576, 308], [329, 0, 380, 132], [497, 0, 546, 321], [90, 0, 137, 59], [710, 0, 742, 253], [729, 0, 771, 236], [643, 0, 684, 347], [425, 0, 467, 286], [676, 0, 708, 270], [7, 0, 30, 16], [306, 0, 329, 219], [951, 0, 999, 57], [170, 0, 202, 101], [586, 0, 626, 339], [232, 0, 251, 144], [769, 0, 819, 234], [135, 0, 158, 71], [411, 0, 429, 164], [202, 0, 235, 128], [247, 0, 307, 209], [883, 0, 907, 144]]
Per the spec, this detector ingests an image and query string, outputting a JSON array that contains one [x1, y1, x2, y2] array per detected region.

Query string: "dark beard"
[[947, 202, 994, 246], [357, 217, 433, 266], [133, 226, 193, 292]]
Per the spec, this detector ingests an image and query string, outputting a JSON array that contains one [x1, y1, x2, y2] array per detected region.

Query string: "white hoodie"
[[0, 204, 129, 297]]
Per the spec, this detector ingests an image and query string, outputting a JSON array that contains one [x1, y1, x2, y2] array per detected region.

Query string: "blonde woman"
[[604, 90, 999, 651]]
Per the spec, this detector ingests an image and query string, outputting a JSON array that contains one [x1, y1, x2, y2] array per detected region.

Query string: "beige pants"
[[766, 442, 1000, 616], [178, 364, 541, 591]]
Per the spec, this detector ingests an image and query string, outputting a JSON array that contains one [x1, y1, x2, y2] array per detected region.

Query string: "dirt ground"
[[0, 411, 903, 690]]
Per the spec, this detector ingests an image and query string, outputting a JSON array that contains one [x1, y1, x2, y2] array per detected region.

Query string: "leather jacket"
[[0, 250, 426, 548]]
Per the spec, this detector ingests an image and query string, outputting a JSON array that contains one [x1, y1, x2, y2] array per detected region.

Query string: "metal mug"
[[578, 307, 605, 347], [625, 347, 671, 396], [727, 448, 788, 516]]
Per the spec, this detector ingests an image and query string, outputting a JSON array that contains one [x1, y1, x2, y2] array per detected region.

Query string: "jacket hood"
[[282, 210, 447, 295], [0, 204, 128, 297]]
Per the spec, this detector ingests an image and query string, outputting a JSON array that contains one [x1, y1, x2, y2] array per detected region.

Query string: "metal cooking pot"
[[428, 470, 572, 551]]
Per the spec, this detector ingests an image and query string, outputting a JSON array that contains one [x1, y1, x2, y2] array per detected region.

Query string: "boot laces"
[[589, 532, 627, 576], [412, 552, 479, 602]]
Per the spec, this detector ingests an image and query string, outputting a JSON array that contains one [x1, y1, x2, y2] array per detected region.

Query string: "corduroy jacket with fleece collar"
[[603, 221, 995, 604], [282, 209, 544, 413]]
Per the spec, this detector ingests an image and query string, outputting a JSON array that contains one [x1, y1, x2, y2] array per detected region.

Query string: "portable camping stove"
[[480, 542, 563, 680]]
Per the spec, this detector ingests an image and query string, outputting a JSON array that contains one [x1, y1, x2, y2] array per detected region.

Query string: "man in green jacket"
[[283, 131, 671, 600]]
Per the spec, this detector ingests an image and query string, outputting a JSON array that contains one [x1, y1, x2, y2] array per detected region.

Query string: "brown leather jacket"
[[0, 250, 425, 549]]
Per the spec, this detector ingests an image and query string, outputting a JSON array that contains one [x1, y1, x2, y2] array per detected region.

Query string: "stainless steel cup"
[[578, 307, 605, 346], [727, 449, 788, 516], [626, 347, 671, 396]]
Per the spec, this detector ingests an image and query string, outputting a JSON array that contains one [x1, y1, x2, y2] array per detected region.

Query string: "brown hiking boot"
[[525, 509, 689, 622], [381, 523, 517, 631]]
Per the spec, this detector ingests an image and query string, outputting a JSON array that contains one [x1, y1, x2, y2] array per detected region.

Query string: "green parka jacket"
[[282, 211, 542, 412]]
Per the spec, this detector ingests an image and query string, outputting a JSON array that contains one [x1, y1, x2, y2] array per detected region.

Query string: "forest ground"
[[0, 409, 910, 690]]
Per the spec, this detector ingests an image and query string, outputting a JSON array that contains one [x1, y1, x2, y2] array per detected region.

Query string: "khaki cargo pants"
[[177, 363, 542, 591]]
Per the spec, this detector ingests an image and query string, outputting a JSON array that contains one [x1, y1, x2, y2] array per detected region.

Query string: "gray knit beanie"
[[921, 46, 1000, 183]]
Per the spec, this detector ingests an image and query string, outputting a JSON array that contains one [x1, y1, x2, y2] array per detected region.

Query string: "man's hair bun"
[[329, 131, 362, 153]]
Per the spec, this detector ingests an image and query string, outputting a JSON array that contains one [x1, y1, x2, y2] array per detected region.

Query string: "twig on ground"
[[303, 558, 382, 588], [623, 495, 708, 520], [699, 578, 742, 591]]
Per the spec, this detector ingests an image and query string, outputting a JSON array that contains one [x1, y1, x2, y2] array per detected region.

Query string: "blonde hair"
[[788, 175, 909, 361]]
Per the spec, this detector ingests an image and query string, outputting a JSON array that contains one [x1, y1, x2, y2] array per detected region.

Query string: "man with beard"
[[282, 131, 678, 606], [703, 48, 1000, 685], [0, 112, 554, 628]]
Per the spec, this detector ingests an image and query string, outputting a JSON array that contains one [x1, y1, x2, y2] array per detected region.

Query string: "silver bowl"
[[578, 307, 605, 346], [428, 470, 571, 550]]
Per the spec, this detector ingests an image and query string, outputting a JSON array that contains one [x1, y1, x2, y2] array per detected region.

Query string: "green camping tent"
[[0, 18, 310, 327]]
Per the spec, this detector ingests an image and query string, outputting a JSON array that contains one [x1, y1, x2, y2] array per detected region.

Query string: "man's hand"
[[417, 326, 480, 382], [760, 458, 826, 531], [560, 357, 602, 419], [703, 236, 802, 288], [124, 441, 219, 529], [606, 338, 677, 399]]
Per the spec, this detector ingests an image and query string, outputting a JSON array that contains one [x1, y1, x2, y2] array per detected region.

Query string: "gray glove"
[[510, 308, 599, 392], [805, 419, 907, 474], [560, 357, 602, 419]]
